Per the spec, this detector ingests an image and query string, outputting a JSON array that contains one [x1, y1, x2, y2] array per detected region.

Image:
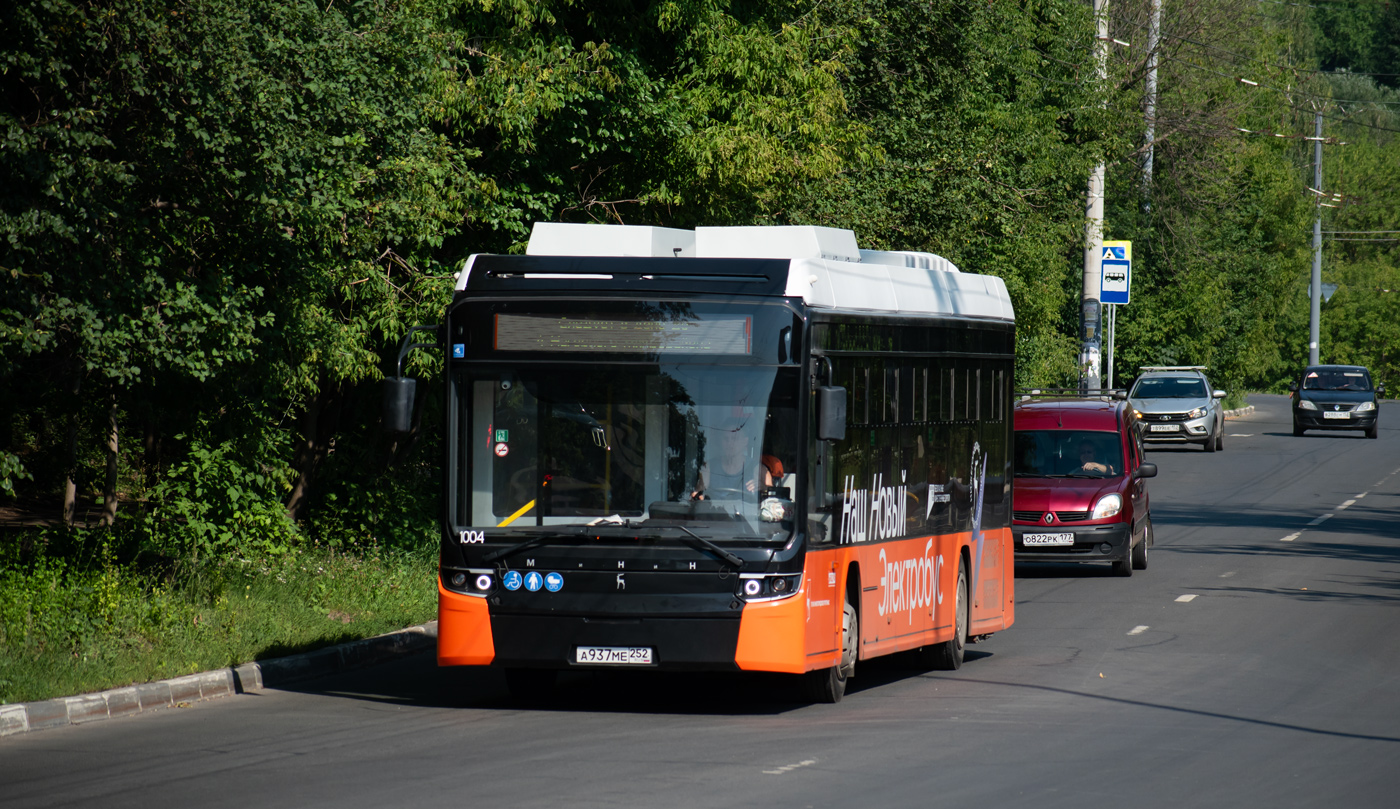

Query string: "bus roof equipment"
[[460, 223, 1014, 321]]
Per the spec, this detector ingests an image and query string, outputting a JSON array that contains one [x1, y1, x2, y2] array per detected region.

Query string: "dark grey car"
[[1127, 366, 1226, 452], [1289, 365, 1383, 439]]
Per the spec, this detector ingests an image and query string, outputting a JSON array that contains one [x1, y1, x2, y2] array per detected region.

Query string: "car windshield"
[[456, 365, 799, 542], [1131, 377, 1206, 399], [1302, 370, 1372, 391], [1014, 430, 1123, 479]]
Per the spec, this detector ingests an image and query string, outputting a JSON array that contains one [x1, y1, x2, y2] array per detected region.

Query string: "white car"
[[1127, 366, 1226, 452]]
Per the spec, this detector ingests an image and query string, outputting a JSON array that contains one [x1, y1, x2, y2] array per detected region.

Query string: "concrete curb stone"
[[1, 621, 437, 739], [1224, 404, 1255, 419]]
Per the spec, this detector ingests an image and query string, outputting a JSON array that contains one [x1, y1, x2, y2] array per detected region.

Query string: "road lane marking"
[[1220, 571, 1236, 578], [1356, 492, 1368, 499], [1228, 434, 1253, 437], [1176, 594, 1198, 602], [1338, 500, 1356, 510], [1307, 514, 1333, 526], [1280, 532, 1302, 542], [1128, 625, 1149, 635], [764, 760, 817, 775]]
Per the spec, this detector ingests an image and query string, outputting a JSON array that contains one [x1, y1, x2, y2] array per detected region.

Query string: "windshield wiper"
[[481, 529, 590, 564], [657, 525, 745, 569]]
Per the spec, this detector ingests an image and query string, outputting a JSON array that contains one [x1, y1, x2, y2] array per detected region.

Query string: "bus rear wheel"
[[924, 559, 967, 670], [802, 597, 856, 703]]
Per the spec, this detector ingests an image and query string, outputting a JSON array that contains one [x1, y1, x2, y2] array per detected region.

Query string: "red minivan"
[[1011, 394, 1156, 576]]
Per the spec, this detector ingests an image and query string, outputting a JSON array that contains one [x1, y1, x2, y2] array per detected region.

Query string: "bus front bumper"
[[437, 585, 810, 673]]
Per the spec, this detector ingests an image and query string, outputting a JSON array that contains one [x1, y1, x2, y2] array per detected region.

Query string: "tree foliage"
[[0, 0, 1395, 556]]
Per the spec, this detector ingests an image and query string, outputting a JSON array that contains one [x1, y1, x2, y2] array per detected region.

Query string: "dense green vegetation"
[[1, 0, 1395, 704]]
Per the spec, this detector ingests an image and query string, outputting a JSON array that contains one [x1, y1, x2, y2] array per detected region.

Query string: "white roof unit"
[[527, 222, 696, 258], [466, 222, 1013, 322], [695, 226, 861, 262]]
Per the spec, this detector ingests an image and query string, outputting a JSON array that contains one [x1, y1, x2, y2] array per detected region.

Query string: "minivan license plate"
[[1022, 533, 1074, 546]]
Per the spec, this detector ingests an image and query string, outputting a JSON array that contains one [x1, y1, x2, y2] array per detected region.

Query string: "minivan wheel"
[[1132, 520, 1150, 570], [1112, 542, 1134, 577]]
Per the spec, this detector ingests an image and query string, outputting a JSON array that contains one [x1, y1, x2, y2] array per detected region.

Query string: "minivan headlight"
[[1356, 401, 1376, 412], [1092, 494, 1123, 520], [1297, 399, 1318, 410]]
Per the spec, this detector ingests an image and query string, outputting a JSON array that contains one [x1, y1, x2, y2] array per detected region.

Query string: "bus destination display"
[[495, 314, 752, 355]]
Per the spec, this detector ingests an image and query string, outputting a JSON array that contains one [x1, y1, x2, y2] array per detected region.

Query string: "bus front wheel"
[[924, 559, 967, 671], [801, 597, 856, 703]]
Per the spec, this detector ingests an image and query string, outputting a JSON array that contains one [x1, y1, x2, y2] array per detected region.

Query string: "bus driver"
[[691, 420, 770, 500]]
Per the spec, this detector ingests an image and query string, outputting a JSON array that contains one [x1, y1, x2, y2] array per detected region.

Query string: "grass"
[[0, 541, 437, 705]]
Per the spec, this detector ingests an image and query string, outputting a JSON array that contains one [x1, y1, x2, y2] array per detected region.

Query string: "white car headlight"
[[1298, 399, 1318, 410], [1092, 494, 1123, 520], [1356, 401, 1376, 412], [1187, 407, 1205, 419]]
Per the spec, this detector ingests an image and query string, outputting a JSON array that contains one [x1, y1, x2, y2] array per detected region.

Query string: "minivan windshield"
[[1302, 369, 1372, 391], [1131, 377, 1206, 399], [1015, 430, 1124, 479]]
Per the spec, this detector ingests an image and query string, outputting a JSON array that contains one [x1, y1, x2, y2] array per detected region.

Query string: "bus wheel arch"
[[922, 548, 968, 671], [800, 564, 859, 703]]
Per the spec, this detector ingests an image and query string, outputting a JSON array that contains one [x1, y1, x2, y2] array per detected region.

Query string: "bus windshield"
[[459, 365, 799, 542]]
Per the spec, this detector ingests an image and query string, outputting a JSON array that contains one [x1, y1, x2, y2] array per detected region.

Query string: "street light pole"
[[1309, 111, 1322, 366], [1080, 0, 1110, 392]]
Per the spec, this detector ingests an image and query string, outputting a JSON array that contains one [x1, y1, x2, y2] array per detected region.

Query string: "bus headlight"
[[444, 569, 494, 597], [739, 574, 802, 601]]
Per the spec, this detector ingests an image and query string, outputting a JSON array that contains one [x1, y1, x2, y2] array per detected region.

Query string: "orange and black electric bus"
[[391, 222, 1015, 702]]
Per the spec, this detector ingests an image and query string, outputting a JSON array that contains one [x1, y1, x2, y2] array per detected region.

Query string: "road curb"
[[1224, 404, 1255, 419], [1, 621, 437, 738]]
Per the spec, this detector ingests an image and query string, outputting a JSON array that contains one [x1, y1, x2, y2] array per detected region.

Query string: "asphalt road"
[[4, 394, 1399, 808]]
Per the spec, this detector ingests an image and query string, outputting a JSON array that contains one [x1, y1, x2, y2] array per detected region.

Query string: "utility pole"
[[1143, 0, 1161, 206], [1309, 112, 1323, 366], [1080, 0, 1110, 392]]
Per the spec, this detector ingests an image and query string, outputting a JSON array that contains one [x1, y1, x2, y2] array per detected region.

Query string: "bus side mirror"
[[384, 377, 417, 433], [817, 386, 847, 441]]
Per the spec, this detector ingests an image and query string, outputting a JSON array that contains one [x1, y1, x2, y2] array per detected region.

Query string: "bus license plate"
[[1322, 411, 1351, 419], [1022, 533, 1074, 546], [1149, 424, 1179, 432], [576, 646, 653, 665]]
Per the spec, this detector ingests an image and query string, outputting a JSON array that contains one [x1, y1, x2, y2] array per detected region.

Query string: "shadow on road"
[[957, 677, 1400, 744], [269, 642, 995, 716]]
